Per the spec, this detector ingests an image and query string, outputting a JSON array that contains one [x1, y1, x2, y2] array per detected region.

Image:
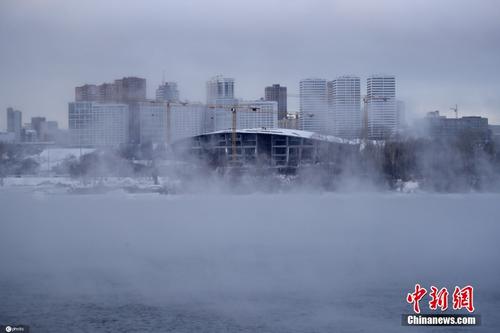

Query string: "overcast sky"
[[1, 0, 499, 129]]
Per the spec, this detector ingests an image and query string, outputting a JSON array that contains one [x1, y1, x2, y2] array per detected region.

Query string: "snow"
[[207, 128, 360, 144], [35, 148, 95, 172]]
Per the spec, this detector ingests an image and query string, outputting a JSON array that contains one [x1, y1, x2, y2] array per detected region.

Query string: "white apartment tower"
[[299, 78, 328, 134], [206, 75, 236, 106], [328, 76, 361, 138], [366, 75, 397, 139], [68, 102, 129, 147]]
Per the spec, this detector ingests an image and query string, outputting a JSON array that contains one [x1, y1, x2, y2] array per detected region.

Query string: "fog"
[[1, 190, 499, 331]]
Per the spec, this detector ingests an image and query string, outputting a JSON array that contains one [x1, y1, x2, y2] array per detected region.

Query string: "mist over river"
[[1, 190, 500, 332]]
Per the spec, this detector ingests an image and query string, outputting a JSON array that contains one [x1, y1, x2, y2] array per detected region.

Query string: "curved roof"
[[205, 128, 360, 145]]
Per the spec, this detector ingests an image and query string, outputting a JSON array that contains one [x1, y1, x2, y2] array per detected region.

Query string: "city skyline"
[[1, 0, 499, 129]]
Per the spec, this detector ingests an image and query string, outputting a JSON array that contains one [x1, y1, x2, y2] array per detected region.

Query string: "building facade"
[[75, 77, 147, 104], [211, 100, 278, 132], [156, 82, 180, 103], [6, 107, 22, 142], [138, 101, 167, 144], [365, 75, 397, 139], [68, 102, 129, 147], [327, 76, 361, 138], [299, 78, 329, 134], [169, 103, 209, 143], [265, 84, 287, 120], [423, 111, 490, 142], [206, 75, 236, 106]]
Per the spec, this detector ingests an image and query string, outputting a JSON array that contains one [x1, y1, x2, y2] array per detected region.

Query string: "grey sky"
[[1, 0, 499, 129]]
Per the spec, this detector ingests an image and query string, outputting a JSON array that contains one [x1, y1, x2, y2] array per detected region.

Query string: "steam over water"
[[1, 190, 500, 332]]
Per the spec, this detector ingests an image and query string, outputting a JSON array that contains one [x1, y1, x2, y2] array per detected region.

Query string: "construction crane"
[[450, 104, 458, 119], [207, 104, 260, 163], [165, 101, 189, 145]]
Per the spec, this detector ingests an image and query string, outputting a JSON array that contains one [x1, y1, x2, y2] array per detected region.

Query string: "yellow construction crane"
[[208, 104, 260, 163]]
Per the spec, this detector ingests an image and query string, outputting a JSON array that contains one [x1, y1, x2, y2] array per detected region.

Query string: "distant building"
[[115, 77, 147, 103], [490, 125, 500, 151], [206, 75, 236, 106], [0, 131, 15, 143], [75, 77, 146, 103], [68, 102, 129, 147], [278, 112, 299, 130], [31, 117, 46, 141], [299, 78, 328, 134], [138, 101, 167, 144], [366, 75, 397, 139], [98, 83, 117, 102], [75, 84, 99, 102], [422, 111, 490, 143], [138, 102, 211, 144], [265, 84, 287, 120], [396, 100, 406, 130], [327, 76, 361, 138], [156, 82, 180, 103], [169, 103, 209, 143], [6, 107, 22, 142], [211, 100, 278, 132], [43, 121, 59, 142]]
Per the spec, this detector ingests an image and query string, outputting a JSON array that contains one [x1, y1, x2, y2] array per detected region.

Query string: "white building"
[[328, 76, 361, 138], [0, 131, 15, 143], [211, 100, 278, 132], [299, 78, 328, 134], [170, 103, 209, 143], [206, 75, 236, 106], [138, 101, 167, 144], [6, 107, 22, 142], [69, 102, 129, 147], [366, 75, 397, 139], [156, 82, 179, 103]]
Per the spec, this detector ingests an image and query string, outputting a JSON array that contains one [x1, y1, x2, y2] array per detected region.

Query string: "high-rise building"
[[265, 84, 287, 120], [206, 75, 235, 106], [365, 75, 397, 139], [75, 84, 99, 102], [156, 82, 180, 103], [114, 77, 147, 102], [169, 103, 209, 143], [396, 100, 406, 131], [68, 102, 129, 147], [98, 83, 117, 102], [75, 77, 146, 103], [138, 102, 210, 144], [6, 107, 22, 142], [299, 78, 328, 134], [31, 117, 46, 141], [211, 100, 278, 132], [327, 76, 361, 138], [138, 101, 167, 144]]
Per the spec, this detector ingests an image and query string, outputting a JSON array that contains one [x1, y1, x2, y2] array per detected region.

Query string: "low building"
[[0, 131, 15, 143], [422, 111, 490, 142], [172, 128, 358, 171]]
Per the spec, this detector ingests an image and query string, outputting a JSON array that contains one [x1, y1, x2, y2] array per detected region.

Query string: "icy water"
[[1, 190, 499, 332]]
